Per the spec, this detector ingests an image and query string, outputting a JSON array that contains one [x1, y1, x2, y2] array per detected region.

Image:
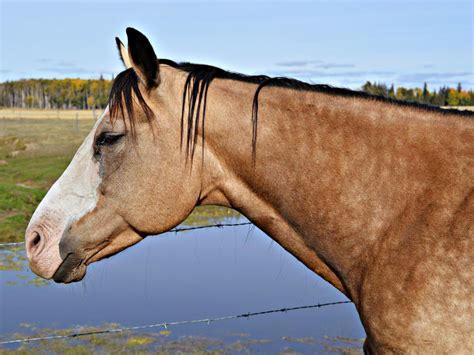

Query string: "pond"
[[0, 207, 365, 353]]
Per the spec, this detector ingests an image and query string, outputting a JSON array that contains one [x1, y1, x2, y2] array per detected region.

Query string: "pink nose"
[[25, 228, 44, 259], [25, 223, 64, 279]]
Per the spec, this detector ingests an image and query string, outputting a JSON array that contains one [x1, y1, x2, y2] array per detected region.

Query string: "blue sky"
[[1, 0, 472, 89]]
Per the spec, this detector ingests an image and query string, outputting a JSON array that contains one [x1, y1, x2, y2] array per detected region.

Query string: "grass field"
[[0, 108, 102, 120], [0, 115, 96, 243]]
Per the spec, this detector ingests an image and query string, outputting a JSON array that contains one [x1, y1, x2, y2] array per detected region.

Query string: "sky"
[[1, 0, 473, 90]]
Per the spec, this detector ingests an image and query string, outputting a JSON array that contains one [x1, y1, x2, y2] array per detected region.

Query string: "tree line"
[[0, 77, 112, 109], [0, 78, 473, 109], [361, 81, 474, 106]]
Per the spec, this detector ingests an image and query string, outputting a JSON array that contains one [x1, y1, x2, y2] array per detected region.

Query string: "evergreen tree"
[[388, 84, 395, 98], [422, 82, 430, 103]]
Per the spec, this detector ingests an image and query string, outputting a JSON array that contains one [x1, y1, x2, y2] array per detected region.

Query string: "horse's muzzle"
[[52, 252, 87, 283]]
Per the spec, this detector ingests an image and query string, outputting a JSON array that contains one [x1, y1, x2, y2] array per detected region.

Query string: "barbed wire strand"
[[0, 222, 253, 248], [0, 241, 24, 247], [0, 300, 352, 345]]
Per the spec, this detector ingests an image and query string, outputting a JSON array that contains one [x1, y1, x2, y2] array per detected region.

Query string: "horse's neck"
[[197, 78, 472, 300]]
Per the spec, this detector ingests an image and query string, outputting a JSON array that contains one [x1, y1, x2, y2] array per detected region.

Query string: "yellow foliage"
[[126, 336, 154, 346]]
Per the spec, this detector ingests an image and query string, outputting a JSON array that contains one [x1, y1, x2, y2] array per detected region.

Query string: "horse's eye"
[[95, 133, 124, 148]]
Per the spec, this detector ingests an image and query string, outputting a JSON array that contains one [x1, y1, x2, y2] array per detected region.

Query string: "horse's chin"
[[50, 229, 143, 283], [52, 252, 87, 284]]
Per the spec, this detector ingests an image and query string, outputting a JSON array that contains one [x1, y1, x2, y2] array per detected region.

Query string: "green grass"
[[0, 154, 73, 242], [0, 117, 95, 243], [0, 155, 72, 188], [0, 183, 46, 243]]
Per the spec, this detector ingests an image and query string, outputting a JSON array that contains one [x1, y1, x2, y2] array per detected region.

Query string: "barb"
[[0, 222, 253, 248], [0, 300, 352, 345]]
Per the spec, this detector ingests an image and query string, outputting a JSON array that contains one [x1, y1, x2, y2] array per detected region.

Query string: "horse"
[[25, 28, 473, 353]]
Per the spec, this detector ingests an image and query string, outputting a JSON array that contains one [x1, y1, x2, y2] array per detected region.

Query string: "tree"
[[87, 96, 95, 109], [0, 78, 112, 109], [388, 84, 395, 98], [422, 82, 430, 103], [447, 88, 460, 106]]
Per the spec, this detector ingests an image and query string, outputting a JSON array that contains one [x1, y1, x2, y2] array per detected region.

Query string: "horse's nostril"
[[27, 230, 43, 256], [32, 232, 41, 246]]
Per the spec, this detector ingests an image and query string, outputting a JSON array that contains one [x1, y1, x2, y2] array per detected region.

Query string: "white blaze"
[[26, 108, 106, 277]]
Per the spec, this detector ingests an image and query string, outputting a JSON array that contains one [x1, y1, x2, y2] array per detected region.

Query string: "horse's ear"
[[115, 37, 132, 69], [126, 27, 160, 89]]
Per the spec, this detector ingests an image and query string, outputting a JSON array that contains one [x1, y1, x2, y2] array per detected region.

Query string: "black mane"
[[160, 58, 473, 117], [110, 58, 473, 161]]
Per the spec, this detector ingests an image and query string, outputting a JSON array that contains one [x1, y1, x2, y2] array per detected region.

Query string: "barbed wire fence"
[[0, 221, 353, 346], [0, 301, 352, 345]]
